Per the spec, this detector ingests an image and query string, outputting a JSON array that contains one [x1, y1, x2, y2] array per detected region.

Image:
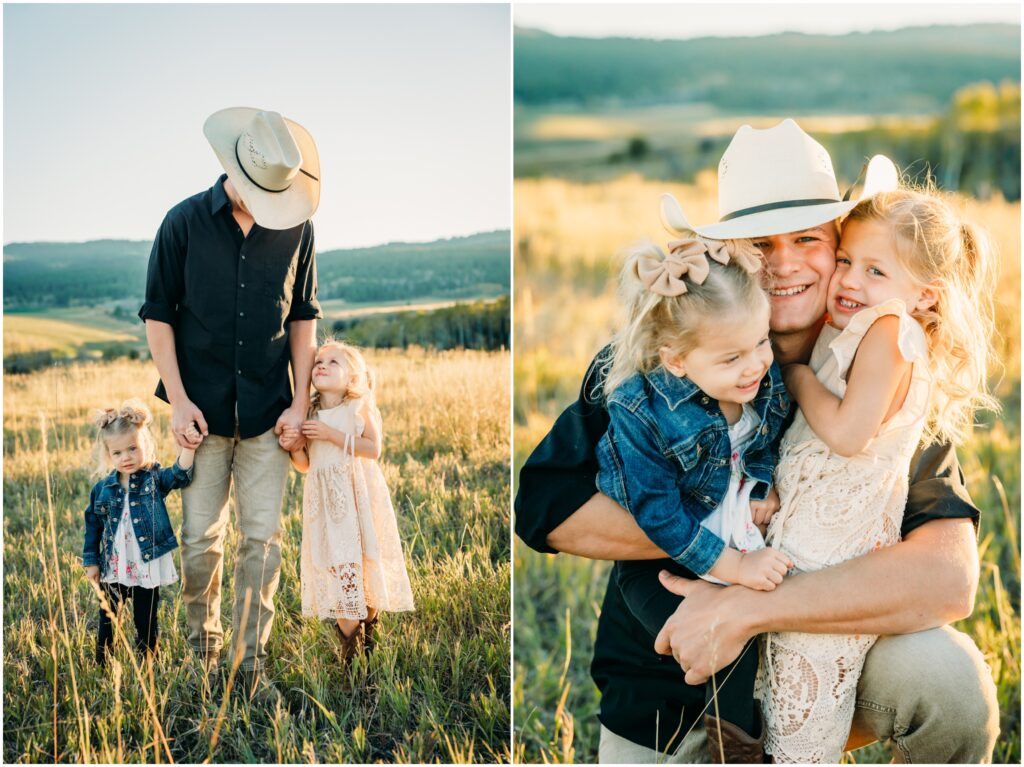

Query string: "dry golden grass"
[[4, 349, 511, 763]]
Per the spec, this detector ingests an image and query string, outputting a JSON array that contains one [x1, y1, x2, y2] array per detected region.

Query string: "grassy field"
[[3, 349, 511, 763], [512, 176, 1021, 763], [3, 311, 144, 357]]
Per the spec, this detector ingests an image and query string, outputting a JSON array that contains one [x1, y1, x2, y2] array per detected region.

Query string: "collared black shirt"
[[514, 346, 980, 753], [139, 176, 322, 439]]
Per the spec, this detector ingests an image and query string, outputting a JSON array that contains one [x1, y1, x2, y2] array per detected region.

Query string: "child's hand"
[[301, 419, 334, 442], [750, 486, 781, 531], [782, 363, 813, 394], [84, 565, 100, 584], [184, 423, 203, 445], [735, 548, 791, 591]]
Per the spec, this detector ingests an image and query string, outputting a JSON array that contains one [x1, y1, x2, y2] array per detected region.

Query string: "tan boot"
[[704, 710, 768, 763]]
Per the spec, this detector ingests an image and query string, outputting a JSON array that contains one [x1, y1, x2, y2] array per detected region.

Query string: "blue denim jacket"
[[82, 462, 193, 578], [596, 363, 790, 575]]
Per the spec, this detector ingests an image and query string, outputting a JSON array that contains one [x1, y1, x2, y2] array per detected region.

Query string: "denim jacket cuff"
[[673, 525, 726, 576], [750, 480, 770, 502], [171, 460, 195, 484], [82, 552, 99, 568]]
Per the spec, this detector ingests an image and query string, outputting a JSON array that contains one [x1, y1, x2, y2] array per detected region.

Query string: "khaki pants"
[[180, 426, 289, 670], [599, 626, 999, 764]]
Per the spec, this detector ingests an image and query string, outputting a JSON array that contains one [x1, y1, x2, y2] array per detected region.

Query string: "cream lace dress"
[[300, 399, 415, 620], [759, 299, 931, 763]]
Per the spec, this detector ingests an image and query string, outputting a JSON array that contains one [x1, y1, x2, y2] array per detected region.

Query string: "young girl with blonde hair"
[[760, 187, 998, 762], [82, 399, 198, 664], [595, 198, 793, 761], [283, 340, 414, 659]]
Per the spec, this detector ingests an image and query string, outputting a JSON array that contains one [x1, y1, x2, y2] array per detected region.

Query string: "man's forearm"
[[546, 492, 667, 560], [145, 320, 188, 403], [288, 319, 316, 408], [743, 517, 978, 636]]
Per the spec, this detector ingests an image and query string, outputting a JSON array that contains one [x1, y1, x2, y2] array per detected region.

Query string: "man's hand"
[[278, 426, 302, 450], [750, 485, 780, 531], [654, 572, 755, 685], [275, 405, 306, 451], [171, 399, 207, 449], [84, 565, 100, 584]]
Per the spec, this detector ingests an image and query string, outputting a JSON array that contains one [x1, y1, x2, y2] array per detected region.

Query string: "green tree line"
[[332, 297, 510, 351]]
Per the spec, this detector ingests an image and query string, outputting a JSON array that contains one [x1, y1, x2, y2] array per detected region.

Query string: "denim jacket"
[[596, 363, 790, 575], [82, 461, 193, 578]]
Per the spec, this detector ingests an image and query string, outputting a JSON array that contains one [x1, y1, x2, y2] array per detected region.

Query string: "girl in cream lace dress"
[[759, 189, 997, 763], [285, 341, 414, 656]]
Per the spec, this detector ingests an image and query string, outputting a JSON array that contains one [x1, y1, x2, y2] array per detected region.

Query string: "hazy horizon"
[[514, 3, 1020, 41]]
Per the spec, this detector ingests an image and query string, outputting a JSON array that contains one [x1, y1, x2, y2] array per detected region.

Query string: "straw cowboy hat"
[[204, 107, 320, 230], [661, 118, 898, 240]]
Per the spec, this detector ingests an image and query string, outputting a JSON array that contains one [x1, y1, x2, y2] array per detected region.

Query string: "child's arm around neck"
[[783, 314, 911, 457]]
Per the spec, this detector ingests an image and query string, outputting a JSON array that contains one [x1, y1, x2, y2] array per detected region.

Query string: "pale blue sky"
[[4, 4, 511, 249], [515, 3, 1020, 40]]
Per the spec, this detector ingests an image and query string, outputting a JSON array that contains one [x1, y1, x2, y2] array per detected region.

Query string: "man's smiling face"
[[752, 223, 839, 335]]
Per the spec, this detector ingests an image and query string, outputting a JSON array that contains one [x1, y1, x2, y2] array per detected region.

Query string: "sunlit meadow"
[[4, 349, 511, 763], [512, 176, 1020, 763]]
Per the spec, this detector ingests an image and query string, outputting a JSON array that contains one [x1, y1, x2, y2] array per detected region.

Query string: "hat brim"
[[204, 107, 320, 231], [692, 200, 856, 239]]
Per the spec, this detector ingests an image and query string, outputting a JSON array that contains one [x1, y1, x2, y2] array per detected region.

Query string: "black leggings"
[[95, 583, 160, 665]]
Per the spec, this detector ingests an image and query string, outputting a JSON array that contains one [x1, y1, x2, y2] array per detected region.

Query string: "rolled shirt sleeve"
[[138, 211, 187, 326], [903, 439, 980, 536], [287, 221, 322, 322], [514, 351, 611, 554]]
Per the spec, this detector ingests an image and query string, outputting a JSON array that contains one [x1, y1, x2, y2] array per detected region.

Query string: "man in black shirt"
[[141, 108, 322, 691], [515, 121, 998, 762]]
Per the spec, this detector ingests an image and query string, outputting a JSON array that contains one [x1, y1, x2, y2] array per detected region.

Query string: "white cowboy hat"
[[203, 107, 320, 230], [661, 119, 898, 240]]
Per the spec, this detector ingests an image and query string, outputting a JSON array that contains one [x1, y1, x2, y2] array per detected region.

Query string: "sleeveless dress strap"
[[827, 298, 929, 382]]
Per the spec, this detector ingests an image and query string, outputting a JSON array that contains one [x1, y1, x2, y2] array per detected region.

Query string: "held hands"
[[171, 399, 207, 449], [84, 565, 100, 585], [275, 405, 306, 451], [184, 423, 204, 446]]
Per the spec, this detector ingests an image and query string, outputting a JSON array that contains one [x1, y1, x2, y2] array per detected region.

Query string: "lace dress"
[[300, 399, 415, 620], [759, 299, 931, 763]]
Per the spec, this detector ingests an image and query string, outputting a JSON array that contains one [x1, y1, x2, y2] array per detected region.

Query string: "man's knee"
[[858, 626, 998, 761]]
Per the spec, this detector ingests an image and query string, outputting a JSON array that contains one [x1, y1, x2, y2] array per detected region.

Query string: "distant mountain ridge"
[[514, 23, 1020, 112], [3, 231, 511, 309]]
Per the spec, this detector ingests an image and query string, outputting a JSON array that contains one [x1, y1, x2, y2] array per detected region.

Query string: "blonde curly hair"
[[844, 188, 1000, 444], [91, 399, 157, 477], [308, 339, 376, 417]]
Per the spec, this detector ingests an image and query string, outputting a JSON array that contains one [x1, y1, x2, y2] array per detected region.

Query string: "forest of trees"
[[331, 297, 509, 351], [514, 24, 1020, 113], [3, 231, 511, 310]]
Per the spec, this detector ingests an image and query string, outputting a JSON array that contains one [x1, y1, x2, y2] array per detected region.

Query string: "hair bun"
[[118, 399, 153, 427], [92, 408, 120, 429]]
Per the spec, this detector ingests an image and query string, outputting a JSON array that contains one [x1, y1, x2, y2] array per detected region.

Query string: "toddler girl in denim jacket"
[[82, 400, 198, 665], [594, 196, 792, 759]]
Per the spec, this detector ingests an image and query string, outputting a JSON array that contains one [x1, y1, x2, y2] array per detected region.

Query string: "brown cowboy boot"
[[704, 709, 768, 763]]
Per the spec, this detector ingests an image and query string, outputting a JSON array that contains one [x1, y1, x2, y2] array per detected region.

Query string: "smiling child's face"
[[827, 218, 934, 329], [661, 302, 774, 407], [312, 347, 352, 396], [106, 430, 143, 476]]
